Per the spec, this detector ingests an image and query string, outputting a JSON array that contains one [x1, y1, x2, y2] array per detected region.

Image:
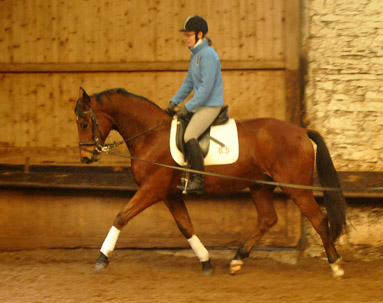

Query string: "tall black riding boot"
[[182, 139, 205, 194]]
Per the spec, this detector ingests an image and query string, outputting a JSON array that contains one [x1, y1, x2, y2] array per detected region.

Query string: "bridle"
[[77, 103, 169, 156], [77, 105, 107, 156]]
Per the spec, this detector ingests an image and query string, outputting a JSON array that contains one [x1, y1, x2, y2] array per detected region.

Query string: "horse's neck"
[[111, 96, 168, 145]]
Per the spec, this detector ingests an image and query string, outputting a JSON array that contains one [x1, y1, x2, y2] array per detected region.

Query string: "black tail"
[[307, 130, 347, 242]]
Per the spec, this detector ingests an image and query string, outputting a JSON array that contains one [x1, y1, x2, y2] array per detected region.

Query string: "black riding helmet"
[[179, 15, 208, 45]]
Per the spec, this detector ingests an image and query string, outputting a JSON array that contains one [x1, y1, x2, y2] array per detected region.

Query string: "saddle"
[[176, 106, 229, 160]]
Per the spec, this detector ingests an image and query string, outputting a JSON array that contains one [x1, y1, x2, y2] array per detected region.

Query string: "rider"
[[166, 15, 224, 194]]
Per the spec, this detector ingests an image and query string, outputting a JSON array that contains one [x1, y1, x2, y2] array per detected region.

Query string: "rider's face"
[[183, 31, 203, 47], [183, 31, 196, 47]]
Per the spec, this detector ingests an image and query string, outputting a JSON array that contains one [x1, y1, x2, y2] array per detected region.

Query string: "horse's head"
[[75, 87, 106, 164]]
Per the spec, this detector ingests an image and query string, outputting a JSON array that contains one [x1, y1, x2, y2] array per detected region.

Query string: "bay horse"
[[75, 87, 347, 278]]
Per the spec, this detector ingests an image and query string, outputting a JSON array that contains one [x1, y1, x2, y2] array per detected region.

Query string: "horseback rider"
[[166, 15, 224, 194]]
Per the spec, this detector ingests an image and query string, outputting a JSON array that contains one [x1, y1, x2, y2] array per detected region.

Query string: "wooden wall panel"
[[0, 0, 285, 63], [0, 0, 297, 158], [0, 189, 301, 249], [0, 71, 285, 148], [0, 1, 302, 250]]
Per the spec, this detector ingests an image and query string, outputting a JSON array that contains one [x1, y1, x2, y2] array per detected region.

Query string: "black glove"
[[165, 101, 177, 116], [177, 105, 190, 118]]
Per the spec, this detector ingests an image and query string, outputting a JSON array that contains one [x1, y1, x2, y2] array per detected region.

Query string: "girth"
[[176, 106, 229, 160]]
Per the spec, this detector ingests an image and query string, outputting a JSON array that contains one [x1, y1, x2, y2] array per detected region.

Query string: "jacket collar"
[[190, 39, 208, 54]]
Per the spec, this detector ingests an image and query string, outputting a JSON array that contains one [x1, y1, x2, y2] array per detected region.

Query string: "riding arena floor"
[[1, 246, 382, 303]]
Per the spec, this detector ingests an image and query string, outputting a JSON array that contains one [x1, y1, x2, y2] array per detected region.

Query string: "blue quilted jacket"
[[171, 39, 224, 111]]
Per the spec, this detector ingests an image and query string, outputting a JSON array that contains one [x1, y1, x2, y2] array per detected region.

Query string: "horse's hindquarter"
[[239, 118, 315, 185], [203, 119, 270, 194], [204, 119, 315, 194]]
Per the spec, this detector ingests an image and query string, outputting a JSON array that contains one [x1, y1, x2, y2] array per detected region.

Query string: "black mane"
[[92, 88, 163, 110]]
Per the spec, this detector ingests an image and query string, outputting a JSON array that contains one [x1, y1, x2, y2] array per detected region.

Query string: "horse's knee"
[[113, 213, 126, 230], [259, 215, 278, 232], [268, 214, 278, 227], [177, 224, 193, 239]]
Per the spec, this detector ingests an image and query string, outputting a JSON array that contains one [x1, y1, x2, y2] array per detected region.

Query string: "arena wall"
[[1, 1, 381, 170], [0, 1, 381, 252], [301, 1, 383, 255], [0, 0, 298, 151], [0, 0, 305, 250], [0, 188, 301, 250], [302, 0, 383, 171]]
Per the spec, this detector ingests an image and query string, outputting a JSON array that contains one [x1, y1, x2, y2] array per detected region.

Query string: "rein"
[[101, 122, 169, 152], [104, 149, 383, 193], [78, 107, 383, 193]]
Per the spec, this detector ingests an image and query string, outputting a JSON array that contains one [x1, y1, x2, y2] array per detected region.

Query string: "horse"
[[75, 87, 347, 278]]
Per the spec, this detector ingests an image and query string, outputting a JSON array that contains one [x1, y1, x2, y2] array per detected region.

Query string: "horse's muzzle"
[[80, 152, 100, 163], [79, 146, 100, 164], [81, 156, 96, 164]]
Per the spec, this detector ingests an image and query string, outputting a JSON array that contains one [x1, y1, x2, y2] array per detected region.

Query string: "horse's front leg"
[[95, 184, 162, 271], [164, 193, 214, 275]]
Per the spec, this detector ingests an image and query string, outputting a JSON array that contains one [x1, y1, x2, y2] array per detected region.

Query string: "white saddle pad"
[[170, 117, 239, 166]]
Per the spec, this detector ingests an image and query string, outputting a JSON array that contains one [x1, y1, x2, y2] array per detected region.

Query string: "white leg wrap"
[[230, 259, 244, 266], [230, 259, 244, 275], [330, 258, 344, 278], [100, 226, 121, 257], [188, 235, 209, 262]]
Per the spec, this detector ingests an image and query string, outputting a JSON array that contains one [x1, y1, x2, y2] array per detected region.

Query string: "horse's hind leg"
[[287, 190, 344, 278], [164, 193, 214, 275], [230, 185, 277, 274]]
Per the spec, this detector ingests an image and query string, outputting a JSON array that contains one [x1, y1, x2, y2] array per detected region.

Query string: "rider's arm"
[[170, 65, 193, 105]]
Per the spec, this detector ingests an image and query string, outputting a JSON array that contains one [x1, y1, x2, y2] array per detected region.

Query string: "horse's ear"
[[79, 87, 91, 108]]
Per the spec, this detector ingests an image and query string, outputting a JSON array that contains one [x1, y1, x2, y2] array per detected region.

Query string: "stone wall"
[[302, 0, 383, 171], [303, 204, 383, 261]]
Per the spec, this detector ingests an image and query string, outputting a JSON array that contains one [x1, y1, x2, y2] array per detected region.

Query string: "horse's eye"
[[81, 123, 89, 130]]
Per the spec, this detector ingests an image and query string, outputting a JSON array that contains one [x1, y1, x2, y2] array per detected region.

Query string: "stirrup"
[[177, 177, 204, 195], [179, 177, 189, 195], [181, 176, 204, 195], [176, 170, 190, 194]]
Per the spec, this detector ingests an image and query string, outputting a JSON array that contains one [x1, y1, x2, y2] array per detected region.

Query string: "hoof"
[[202, 260, 215, 276], [95, 252, 109, 272], [330, 258, 344, 279], [334, 275, 344, 280], [230, 259, 244, 275]]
